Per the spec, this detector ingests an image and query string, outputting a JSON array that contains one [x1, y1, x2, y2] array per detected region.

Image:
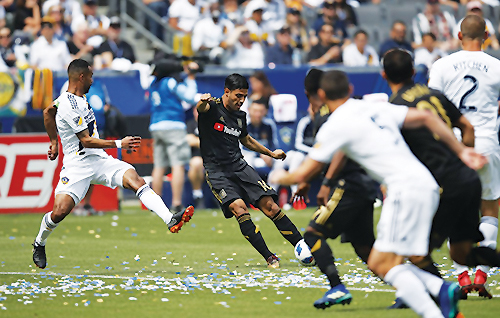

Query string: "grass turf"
[[0, 206, 499, 317]]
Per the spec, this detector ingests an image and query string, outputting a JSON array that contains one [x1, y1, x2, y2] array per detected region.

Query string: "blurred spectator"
[[243, 99, 279, 178], [342, 29, 379, 66], [42, 0, 83, 24], [224, 26, 265, 69], [168, 0, 200, 56], [94, 17, 136, 69], [0, 27, 16, 67], [249, 70, 277, 108], [245, 0, 275, 45], [0, 6, 5, 29], [311, 0, 347, 46], [332, 0, 357, 27], [148, 60, 199, 213], [13, 0, 41, 37], [379, 21, 413, 58], [262, 0, 287, 31], [47, 4, 73, 41], [29, 18, 71, 71], [222, 0, 243, 25], [454, 1, 499, 50], [414, 32, 447, 69], [191, 0, 234, 63], [71, 0, 110, 43], [286, 8, 309, 52], [67, 21, 96, 64], [307, 24, 342, 65], [265, 26, 293, 66], [412, 0, 456, 51], [137, 0, 168, 41], [186, 107, 205, 208]]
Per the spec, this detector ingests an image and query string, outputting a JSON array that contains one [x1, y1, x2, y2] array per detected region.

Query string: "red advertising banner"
[[0, 134, 118, 214]]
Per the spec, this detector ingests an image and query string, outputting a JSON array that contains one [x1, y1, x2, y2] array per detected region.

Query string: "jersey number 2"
[[459, 75, 478, 112]]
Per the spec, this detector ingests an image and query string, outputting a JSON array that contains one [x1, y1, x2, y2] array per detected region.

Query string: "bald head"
[[460, 15, 486, 41]]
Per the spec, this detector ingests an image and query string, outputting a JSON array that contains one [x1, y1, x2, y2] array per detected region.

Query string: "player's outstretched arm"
[[454, 116, 475, 148], [44, 104, 59, 160], [76, 129, 141, 151], [317, 151, 347, 206], [196, 93, 212, 113], [270, 157, 325, 186], [403, 109, 486, 170], [240, 135, 286, 160]]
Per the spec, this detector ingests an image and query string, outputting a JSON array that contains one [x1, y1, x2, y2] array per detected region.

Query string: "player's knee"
[[123, 170, 146, 191], [52, 202, 73, 222], [190, 156, 203, 170], [229, 200, 247, 216], [303, 230, 321, 247]]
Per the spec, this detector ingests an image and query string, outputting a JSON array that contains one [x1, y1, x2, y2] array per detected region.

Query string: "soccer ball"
[[294, 239, 316, 266]]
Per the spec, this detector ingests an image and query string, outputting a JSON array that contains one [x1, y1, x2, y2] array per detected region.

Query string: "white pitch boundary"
[[0, 271, 498, 298]]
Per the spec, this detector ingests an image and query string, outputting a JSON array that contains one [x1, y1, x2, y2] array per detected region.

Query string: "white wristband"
[[115, 140, 122, 149]]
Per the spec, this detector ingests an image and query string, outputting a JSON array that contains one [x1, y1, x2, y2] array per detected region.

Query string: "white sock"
[[35, 212, 58, 246], [136, 184, 173, 224], [450, 238, 469, 275], [408, 265, 444, 297], [384, 264, 443, 318], [192, 189, 203, 199], [477, 216, 498, 273]]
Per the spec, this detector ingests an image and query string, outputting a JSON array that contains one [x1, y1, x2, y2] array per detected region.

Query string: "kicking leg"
[[258, 196, 302, 246]]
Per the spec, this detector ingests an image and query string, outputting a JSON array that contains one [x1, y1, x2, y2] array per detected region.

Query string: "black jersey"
[[314, 105, 377, 200], [390, 83, 477, 195], [198, 99, 248, 170]]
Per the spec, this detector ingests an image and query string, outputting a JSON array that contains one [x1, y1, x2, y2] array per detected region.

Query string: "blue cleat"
[[438, 281, 462, 318], [313, 284, 352, 309], [387, 297, 409, 309]]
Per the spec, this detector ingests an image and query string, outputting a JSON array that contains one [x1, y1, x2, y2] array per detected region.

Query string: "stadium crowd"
[[0, 0, 498, 72]]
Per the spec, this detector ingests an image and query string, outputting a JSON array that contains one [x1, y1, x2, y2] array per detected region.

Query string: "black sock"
[[465, 246, 500, 267], [237, 213, 273, 260], [414, 255, 442, 278], [304, 231, 341, 288], [271, 211, 303, 246]]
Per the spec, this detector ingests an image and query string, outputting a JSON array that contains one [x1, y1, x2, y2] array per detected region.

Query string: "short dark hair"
[[304, 68, 324, 96], [320, 71, 350, 101], [422, 32, 436, 41], [68, 59, 91, 78], [354, 29, 368, 38], [225, 73, 249, 90], [383, 49, 414, 84], [461, 15, 486, 41]]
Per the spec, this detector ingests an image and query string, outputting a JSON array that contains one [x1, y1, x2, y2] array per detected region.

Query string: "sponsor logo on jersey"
[[61, 177, 69, 184], [213, 123, 242, 137]]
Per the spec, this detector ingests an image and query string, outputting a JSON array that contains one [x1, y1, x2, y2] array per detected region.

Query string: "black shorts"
[[430, 174, 484, 249], [309, 184, 375, 246], [205, 164, 278, 218]]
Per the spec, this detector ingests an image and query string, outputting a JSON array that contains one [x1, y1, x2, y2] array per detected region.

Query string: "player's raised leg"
[[258, 196, 302, 247], [122, 168, 193, 233]]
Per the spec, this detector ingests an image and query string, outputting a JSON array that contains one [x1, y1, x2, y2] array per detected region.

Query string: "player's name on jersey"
[[453, 61, 488, 72]]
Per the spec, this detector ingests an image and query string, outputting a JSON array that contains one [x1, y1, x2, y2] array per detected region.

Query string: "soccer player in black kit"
[[383, 49, 500, 301], [196, 73, 303, 268]]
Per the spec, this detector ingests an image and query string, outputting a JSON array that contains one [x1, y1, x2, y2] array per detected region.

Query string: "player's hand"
[[122, 136, 141, 152], [269, 169, 288, 185], [317, 184, 331, 206], [48, 142, 58, 161], [271, 149, 286, 161], [199, 93, 212, 103], [291, 182, 310, 204], [459, 147, 488, 170]]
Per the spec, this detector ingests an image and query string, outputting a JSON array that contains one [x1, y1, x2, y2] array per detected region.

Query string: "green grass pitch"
[[1, 206, 499, 317]]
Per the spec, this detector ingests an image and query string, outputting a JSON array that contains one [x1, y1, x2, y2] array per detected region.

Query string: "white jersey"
[[428, 51, 500, 145], [55, 92, 105, 164], [309, 99, 437, 188]]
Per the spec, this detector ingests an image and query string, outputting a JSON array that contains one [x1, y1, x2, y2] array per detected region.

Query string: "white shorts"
[[475, 140, 500, 200], [55, 154, 135, 204], [373, 185, 439, 256]]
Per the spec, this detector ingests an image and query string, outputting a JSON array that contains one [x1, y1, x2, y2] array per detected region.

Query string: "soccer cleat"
[[167, 206, 194, 233], [387, 297, 409, 309], [472, 269, 492, 298], [457, 271, 472, 300], [32, 241, 47, 269], [267, 254, 280, 268], [438, 281, 461, 318], [313, 284, 352, 309]]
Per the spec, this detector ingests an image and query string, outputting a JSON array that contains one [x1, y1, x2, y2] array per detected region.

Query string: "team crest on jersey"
[[219, 189, 227, 199], [61, 177, 69, 185], [220, 116, 225, 123], [237, 118, 242, 128], [73, 116, 83, 126]]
